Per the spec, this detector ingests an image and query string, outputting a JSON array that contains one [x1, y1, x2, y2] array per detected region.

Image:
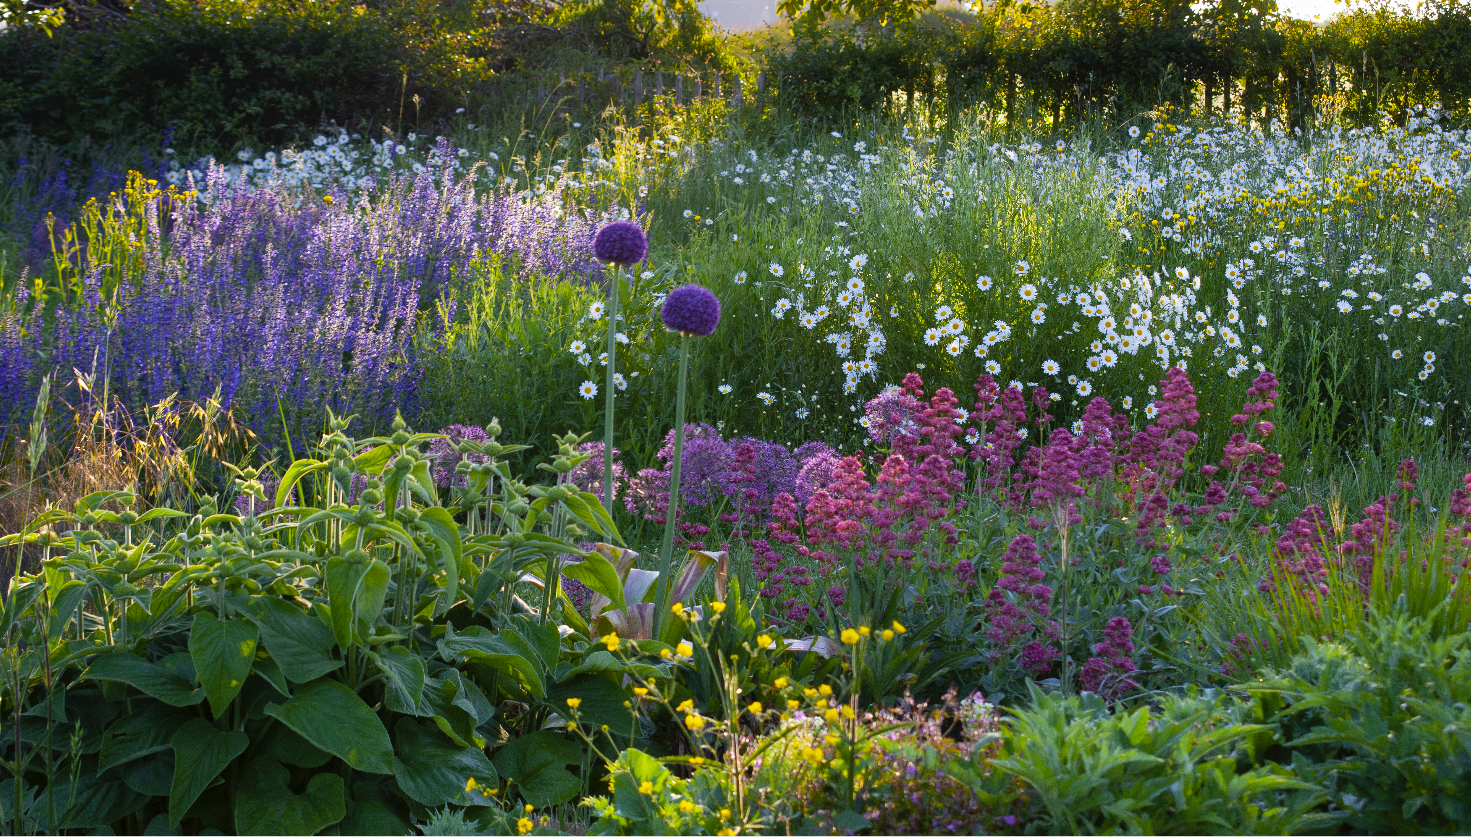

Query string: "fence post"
[[694, 73, 702, 100], [635, 70, 643, 119], [676, 73, 684, 106], [733, 75, 743, 110], [757, 72, 765, 102]]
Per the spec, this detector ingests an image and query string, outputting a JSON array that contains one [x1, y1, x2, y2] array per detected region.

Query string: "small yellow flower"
[[676, 642, 694, 657], [756, 634, 774, 648], [824, 708, 839, 723], [803, 746, 823, 764], [787, 699, 800, 710], [773, 676, 788, 689], [840, 628, 860, 645], [517, 817, 533, 834], [525, 804, 535, 813], [678, 699, 695, 712], [882, 629, 895, 641], [841, 705, 855, 719], [679, 799, 696, 814], [322, 195, 334, 204], [824, 734, 841, 746], [747, 701, 763, 714], [892, 620, 906, 634], [685, 714, 707, 730], [639, 780, 654, 795], [464, 777, 478, 792], [804, 687, 819, 698], [720, 808, 731, 820], [634, 687, 649, 696], [717, 830, 736, 837], [711, 601, 727, 614], [858, 626, 871, 637], [602, 633, 620, 652], [818, 684, 833, 697], [689, 756, 705, 765], [671, 602, 685, 617], [566, 697, 582, 709], [660, 648, 673, 659]]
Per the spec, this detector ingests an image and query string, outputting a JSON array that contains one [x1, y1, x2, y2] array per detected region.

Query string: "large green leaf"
[[490, 731, 583, 809], [263, 679, 393, 774], [98, 705, 193, 774], [169, 718, 249, 828], [391, 718, 498, 808], [189, 613, 258, 719], [416, 506, 464, 613], [437, 624, 545, 699], [372, 647, 426, 716], [80, 653, 204, 707], [415, 675, 482, 748], [340, 780, 412, 836], [561, 551, 625, 612], [325, 557, 390, 651], [547, 674, 636, 734], [234, 758, 345, 836], [35, 775, 148, 832], [240, 597, 342, 683]]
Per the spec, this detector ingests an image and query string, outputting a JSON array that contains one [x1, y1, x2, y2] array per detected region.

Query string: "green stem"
[[602, 265, 620, 513], [654, 336, 691, 635]]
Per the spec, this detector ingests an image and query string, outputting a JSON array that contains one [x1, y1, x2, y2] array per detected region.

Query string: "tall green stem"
[[602, 266, 620, 512], [654, 336, 691, 634]]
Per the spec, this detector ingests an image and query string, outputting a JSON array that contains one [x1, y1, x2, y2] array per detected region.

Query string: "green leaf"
[[239, 597, 342, 683], [169, 718, 249, 828], [122, 753, 174, 797], [372, 647, 426, 716], [547, 674, 635, 733], [326, 557, 371, 651], [81, 653, 204, 707], [234, 758, 345, 836], [561, 551, 626, 612], [189, 612, 259, 719], [276, 458, 328, 509], [259, 725, 331, 769], [263, 679, 393, 774], [416, 674, 483, 748], [438, 624, 546, 699], [99, 705, 193, 774], [391, 718, 498, 808], [490, 730, 583, 809], [341, 780, 411, 836], [416, 506, 464, 613]]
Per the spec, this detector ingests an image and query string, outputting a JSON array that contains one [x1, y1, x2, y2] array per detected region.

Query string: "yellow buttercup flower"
[[602, 633, 620, 652], [517, 817, 533, 834], [639, 780, 654, 795], [634, 687, 648, 696], [711, 601, 727, 614], [679, 799, 696, 814], [824, 708, 839, 723], [747, 701, 763, 714], [464, 777, 478, 792], [676, 642, 694, 657], [818, 684, 832, 697], [566, 697, 581, 708], [685, 714, 707, 730], [787, 699, 800, 710], [892, 620, 906, 634], [756, 633, 774, 648], [677, 699, 694, 712], [882, 629, 895, 641], [773, 676, 788, 689], [840, 628, 860, 645], [671, 602, 685, 617], [858, 625, 871, 637]]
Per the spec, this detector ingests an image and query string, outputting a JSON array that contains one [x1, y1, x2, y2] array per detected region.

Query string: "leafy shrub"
[[1244, 615, 1471, 833], [0, 0, 477, 155], [993, 685, 1331, 834]]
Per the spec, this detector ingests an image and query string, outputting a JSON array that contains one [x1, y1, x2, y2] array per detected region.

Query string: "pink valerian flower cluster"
[[1079, 617, 1139, 697], [1114, 367, 1201, 531], [1448, 472, 1471, 548], [971, 375, 1030, 493], [1219, 632, 1259, 678], [1263, 504, 1336, 598], [1200, 372, 1286, 522], [983, 534, 1057, 675]]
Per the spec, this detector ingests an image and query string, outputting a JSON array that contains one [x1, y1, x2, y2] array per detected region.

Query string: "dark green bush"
[[0, 0, 481, 156]]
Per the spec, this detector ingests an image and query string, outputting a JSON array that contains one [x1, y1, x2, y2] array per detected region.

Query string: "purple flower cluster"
[[425, 425, 492, 488], [1, 142, 605, 440], [660, 284, 721, 336], [1079, 617, 1139, 697], [567, 440, 625, 501], [592, 221, 648, 266]]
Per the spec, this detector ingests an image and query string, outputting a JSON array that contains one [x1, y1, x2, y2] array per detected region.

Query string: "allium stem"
[[602, 266, 620, 512], [655, 335, 691, 631]]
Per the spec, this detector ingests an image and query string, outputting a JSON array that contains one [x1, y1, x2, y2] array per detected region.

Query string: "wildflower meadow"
[[5, 2, 1471, 832]]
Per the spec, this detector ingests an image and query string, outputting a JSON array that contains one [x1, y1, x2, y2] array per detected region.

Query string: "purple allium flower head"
[[426, 425, 491, 487], [661, 284, 721, 336], [593, 221, 648, 266]]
